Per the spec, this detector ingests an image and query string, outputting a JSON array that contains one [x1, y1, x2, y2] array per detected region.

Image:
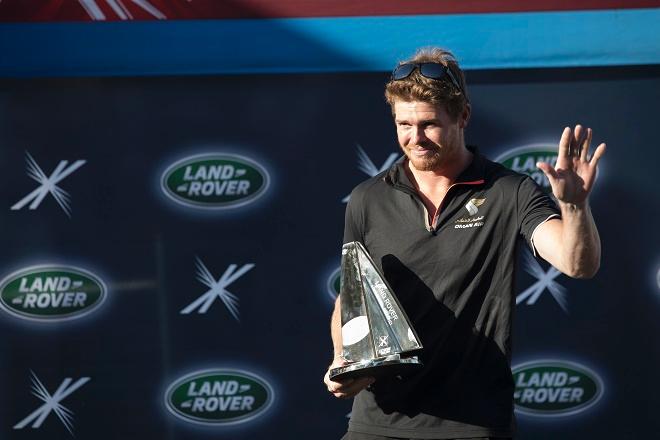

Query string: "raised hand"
[[537, 125, 606, 206]]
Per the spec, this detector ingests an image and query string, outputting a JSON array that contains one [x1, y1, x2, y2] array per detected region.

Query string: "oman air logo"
[[495, 144, 557, 193], [165, 369, 274, 426], [11, 152, 86, 218], [14, 371, 90, 435], [326, 267, 341, 301], [517, 249, 568, 313], [180, 257, 254, 320], [455, 198, 486, 229], [0, 265, 107, 322], [343, 145, 398, 202], [513, 360, 604, 417], [465, 198, 485, 216], [161, 153, 270, 209]]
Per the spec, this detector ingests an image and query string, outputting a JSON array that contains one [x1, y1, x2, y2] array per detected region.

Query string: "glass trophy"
[[329, 241, 423, 381]]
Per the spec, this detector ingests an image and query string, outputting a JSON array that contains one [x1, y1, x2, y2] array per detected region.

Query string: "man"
[[323, 47, 605, 439]]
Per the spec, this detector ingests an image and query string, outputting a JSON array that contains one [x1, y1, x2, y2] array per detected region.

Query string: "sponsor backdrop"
[[0, 67, 658, 439], [1, 3, 660, 439]]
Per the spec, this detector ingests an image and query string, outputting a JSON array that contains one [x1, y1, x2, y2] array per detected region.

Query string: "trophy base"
[[328, 355, 423, 381]]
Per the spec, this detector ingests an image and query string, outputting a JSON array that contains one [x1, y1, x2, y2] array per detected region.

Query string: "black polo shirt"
[[343, 148, 559, 439]]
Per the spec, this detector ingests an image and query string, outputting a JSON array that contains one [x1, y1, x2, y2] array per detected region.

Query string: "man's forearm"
[[557, 201, 601, 278], [331, 296, 343, 359]]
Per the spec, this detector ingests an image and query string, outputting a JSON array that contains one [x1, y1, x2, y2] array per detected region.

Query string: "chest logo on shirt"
[[465, 198, 485, 215], [454, 198, 486, 229]]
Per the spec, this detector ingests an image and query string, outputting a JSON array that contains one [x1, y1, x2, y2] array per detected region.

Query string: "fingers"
[[325, 374, 375, 399], [536, 161, 558, 187], [574, 125, 586, 158], [563, 124, 604, 164], [569, 124, 592, 157], [571, 125, 581, 157], [590, 143, 606, 166], [558, 126, 571, 161], [573, 124, 606, 166], [579, 127, 592, 161], [323, 357, 374, 399]]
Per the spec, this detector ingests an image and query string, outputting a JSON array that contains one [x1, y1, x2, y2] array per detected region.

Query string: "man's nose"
[[410, 125, 427, 145]]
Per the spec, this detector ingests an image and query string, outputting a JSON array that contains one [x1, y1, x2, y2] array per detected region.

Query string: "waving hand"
[[537, 125, 606, 205]]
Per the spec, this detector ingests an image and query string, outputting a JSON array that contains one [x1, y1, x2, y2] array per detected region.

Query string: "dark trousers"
[[341, 432, 512, 440]]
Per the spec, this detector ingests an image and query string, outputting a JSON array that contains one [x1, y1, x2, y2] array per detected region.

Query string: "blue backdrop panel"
[[1, 8, 660, 77], [0, 66, 659, 438]]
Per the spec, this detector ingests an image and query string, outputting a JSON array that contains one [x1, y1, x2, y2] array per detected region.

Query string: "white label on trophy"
[[407, 328, 416, 342], [342, 316, 370, 346]]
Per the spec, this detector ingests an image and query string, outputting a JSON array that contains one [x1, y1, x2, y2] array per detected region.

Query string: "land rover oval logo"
[[165, 369, 274, 425], [0, 265, 106, 322], [512, 360, 604, 416], [161, 153, 270, 209], [494, 145, 557, 193]]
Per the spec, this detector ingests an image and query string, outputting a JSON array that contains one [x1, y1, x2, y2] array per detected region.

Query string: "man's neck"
[[405, 145, 474, 222]]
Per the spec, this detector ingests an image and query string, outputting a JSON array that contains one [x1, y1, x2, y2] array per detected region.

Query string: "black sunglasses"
[[391, 62, 466, 98]]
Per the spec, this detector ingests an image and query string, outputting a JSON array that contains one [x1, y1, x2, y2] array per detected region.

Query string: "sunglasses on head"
[[391, 62, 466, 98]]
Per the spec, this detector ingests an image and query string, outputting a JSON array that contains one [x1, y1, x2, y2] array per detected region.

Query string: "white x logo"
[[180, 257, 254, 320], [11, 152, 86, 218], [516, 249, 568, 313], [342, 144, 399, 203], [14, 371, 90, 435], [77, 0, 166, 20], [378, 335, 389, 347]]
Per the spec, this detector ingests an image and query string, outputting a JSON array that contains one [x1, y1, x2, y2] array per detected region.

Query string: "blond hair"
[[385, 47, 469, 120]]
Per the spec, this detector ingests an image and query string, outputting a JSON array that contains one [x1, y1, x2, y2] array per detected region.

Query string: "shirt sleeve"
[[343, 189, 365, 245], [517, 176, 561, 253]]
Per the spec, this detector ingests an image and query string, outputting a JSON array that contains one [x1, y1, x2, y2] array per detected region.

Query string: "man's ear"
[[459, 103, 471, 129]]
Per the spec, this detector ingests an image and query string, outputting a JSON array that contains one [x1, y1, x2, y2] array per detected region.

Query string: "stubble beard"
[[404, 145, 446, 172]]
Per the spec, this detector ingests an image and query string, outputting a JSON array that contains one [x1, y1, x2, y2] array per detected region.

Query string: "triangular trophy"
[[329, 241, 423, 381]]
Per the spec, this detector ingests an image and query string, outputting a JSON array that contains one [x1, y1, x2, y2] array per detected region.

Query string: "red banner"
[[0, 0, 658, 22]]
